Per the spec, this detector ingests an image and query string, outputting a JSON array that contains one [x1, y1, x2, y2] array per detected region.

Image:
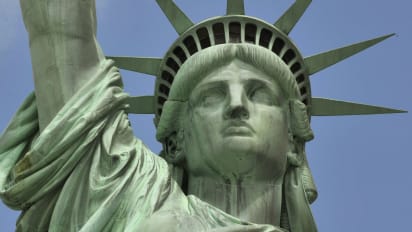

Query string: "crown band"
[[154, 15, 311, 122]]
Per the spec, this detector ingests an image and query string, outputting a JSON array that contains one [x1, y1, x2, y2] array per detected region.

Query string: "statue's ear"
[[286, 100, 318, 204], [289, 99, 314, 141], [161, 130, 187, 192], [163, 130, 185, 164]]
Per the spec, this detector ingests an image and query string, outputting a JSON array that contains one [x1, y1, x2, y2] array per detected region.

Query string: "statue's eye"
[[249, 85, 279, 106], [197, 88, 226, 107]]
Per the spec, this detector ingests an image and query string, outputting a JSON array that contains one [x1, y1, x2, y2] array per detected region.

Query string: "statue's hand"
[[20, 0, 97, 41]]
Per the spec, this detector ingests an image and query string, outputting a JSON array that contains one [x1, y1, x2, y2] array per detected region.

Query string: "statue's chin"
[[209, 139, 260, 178], [221, 135, 257, 151], [206, 137, 286, 181]]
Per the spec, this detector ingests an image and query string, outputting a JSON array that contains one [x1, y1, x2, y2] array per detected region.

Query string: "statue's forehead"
[[196, 59, 278, 86]]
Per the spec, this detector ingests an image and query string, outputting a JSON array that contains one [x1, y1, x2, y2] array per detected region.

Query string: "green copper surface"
[[226, 0, 245, 15], [274, 0, 312, 35], [107, 56, 162, 76], [125, 96, 155, 114], [311, 98, 407, 116], [304, 34, 395, 75], [0, 0, 406, 231], [156, 0, 194, 35]]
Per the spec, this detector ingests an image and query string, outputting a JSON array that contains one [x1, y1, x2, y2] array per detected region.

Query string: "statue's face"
[[183, 59, 288, 182]]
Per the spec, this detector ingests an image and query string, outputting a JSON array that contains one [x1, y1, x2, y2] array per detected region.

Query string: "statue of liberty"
[[0, 0, 405, 231]]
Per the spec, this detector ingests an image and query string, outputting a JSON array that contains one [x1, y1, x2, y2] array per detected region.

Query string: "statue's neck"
[[187, 175, 283, 226]]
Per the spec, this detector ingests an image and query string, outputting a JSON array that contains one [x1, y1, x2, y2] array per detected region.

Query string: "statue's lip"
[[221, 121, 255, 136]]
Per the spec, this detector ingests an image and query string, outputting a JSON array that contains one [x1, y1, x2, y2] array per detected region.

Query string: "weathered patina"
[[0, 0, 405, 231]]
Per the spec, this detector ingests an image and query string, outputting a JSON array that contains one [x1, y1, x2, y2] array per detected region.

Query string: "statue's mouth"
[[221, 121, 254, 136]]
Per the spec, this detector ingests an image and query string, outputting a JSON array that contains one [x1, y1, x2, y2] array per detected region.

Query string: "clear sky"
[[0, 0, 411, 231]]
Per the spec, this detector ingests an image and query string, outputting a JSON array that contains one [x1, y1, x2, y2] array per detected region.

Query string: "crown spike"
[[274, 0, 311, 35], [156, 0, 194, 35], [311, 98, 407, 116], [227, 0, 245, 15], [305, 33, 395, 75], [107, 56, 162, 76], [125, 96, 155, 114]]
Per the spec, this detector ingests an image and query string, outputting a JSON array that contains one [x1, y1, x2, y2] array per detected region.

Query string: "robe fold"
[[0, 60, 285, 232]]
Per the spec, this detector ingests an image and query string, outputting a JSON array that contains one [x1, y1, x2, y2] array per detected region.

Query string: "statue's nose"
[[224, 105, 249, 120], [224, 88, 249, 120]]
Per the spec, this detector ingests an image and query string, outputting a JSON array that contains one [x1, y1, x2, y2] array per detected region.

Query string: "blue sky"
[[0, 0, 411, 231]]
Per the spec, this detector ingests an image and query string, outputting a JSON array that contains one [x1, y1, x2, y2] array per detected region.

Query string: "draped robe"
[[0, 60, 287, 232]]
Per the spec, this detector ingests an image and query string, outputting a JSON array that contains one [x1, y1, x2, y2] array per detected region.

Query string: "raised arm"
[[20, 0, 105, 131]]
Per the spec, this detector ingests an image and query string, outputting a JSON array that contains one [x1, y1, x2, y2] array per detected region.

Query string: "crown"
[[108, 0, 405, 126]]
